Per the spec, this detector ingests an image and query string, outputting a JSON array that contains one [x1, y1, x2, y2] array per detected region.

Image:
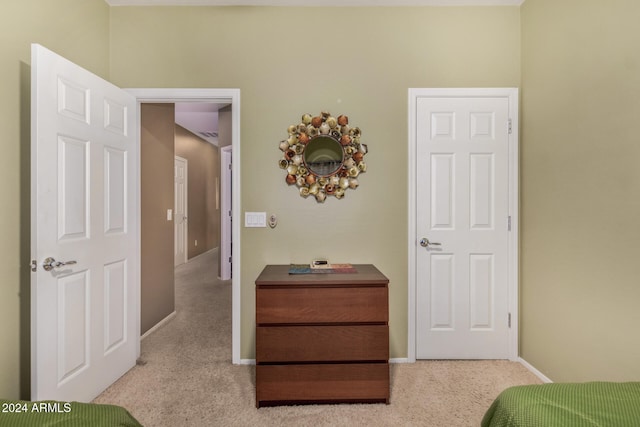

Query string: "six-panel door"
[[415, 96, 511, 359]]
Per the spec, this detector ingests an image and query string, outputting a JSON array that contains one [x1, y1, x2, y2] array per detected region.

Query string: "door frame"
[[127, 88, 241, 364], [407, 88, 519, 362], [174, 155, 188, 267]]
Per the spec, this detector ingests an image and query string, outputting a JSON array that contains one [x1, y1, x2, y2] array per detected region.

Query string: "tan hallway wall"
[[141, 104, 176, 335], [175, 125, 220, 260]]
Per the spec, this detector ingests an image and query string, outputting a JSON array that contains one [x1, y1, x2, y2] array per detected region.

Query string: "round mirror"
[[279, 111, 367, 202], [303, 135, 344, 177]]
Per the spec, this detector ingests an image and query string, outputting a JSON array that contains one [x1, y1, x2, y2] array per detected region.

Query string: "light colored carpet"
[[94, 249, 541, 426]]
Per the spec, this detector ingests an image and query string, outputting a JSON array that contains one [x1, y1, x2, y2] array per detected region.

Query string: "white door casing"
[[174, 156, 188, 266], [408, 88, 519, 361], [127, 88, 242, 365], [31, 44, 139, 401]]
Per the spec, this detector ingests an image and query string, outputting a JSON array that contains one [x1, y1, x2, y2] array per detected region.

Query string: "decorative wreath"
[[279, 111, 367, 202]]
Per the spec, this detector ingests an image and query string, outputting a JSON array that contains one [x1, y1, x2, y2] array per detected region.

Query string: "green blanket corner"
[[482, 382, 640, 427], [0, 399, 143, 427]]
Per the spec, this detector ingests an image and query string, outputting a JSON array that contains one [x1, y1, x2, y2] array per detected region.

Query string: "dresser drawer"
[[256, 363, 389, 407], [256, 286, 388, 324], [256, 325, 388, 363]]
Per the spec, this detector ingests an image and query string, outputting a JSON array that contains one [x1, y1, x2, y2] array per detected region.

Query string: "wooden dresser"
[[255, 264, 390, 408]]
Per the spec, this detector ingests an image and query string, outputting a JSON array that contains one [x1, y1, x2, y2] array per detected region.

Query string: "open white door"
[[31, 44, 139, 401], [220, 145, 232, 280], [174, 156, 188, 266]]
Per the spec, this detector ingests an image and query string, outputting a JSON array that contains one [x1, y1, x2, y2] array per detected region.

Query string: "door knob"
[[419, 238, 441, 248], [43, 257, 77, 271]]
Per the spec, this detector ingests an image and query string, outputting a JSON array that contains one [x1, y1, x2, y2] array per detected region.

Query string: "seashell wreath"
[[279, 111, 367, 202]]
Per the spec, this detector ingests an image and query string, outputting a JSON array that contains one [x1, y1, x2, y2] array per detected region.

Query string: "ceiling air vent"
[[199, 131, 218, 138]]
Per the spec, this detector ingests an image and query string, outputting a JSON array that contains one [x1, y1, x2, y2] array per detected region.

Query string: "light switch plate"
[[245, 212, 267, 228]]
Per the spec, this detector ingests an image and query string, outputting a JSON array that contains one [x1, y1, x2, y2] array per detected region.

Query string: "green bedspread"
[[0, 399, 143, 427], [482, 382, 640, 427]]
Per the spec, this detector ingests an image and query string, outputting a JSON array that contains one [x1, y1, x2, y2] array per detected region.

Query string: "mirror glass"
[[303, 135, 344, 177]]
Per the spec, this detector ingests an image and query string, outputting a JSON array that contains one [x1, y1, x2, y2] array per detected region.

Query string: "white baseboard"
[[518, 357, 553, 383], [141, 311, 177, 341], [390, 358, 411, 364]]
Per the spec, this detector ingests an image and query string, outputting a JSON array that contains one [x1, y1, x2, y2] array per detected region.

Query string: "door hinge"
[[508, 119, 513, 135], [508, 313, 512, 328], [229, 256, 232, 263], [31, 259, 37, 272], [508, 215, 512, 231]]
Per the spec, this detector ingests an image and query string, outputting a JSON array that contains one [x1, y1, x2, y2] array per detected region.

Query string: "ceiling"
[[107, 0, 524, 6], [175, 103, 229, 146]]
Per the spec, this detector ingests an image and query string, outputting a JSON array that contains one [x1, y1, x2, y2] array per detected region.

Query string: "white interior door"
[[220, 146, 232, 280], [31, 44, 138, 401], [174, 156, 188, 266], [415, 93, 513, 359]]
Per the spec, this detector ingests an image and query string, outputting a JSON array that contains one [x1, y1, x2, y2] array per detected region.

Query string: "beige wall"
[[0, 0, 110, 400], [175, 125, 220, 259], [141, 104, 176, 335], [109, 6, 521, 360], [520, 0, 640, 381]]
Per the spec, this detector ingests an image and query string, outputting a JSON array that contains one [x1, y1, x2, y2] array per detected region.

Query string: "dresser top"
[[256, 264, 389, 287]]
